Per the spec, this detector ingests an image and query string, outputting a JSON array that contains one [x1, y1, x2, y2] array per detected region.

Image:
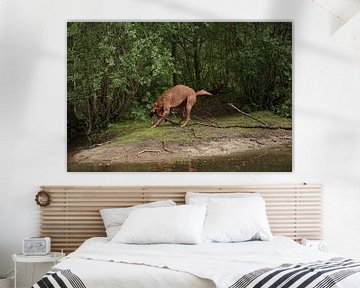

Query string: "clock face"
[[36, 241, 45, 250], [26, 242, 33, 249]]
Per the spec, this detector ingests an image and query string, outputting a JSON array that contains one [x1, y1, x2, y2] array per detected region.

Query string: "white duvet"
[[54, 237, 360, 288]]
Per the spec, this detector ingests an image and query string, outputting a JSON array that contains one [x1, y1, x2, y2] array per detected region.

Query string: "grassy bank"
[[105, 111, 292, 146]]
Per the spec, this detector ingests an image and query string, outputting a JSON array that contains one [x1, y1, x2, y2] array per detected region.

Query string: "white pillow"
[[202, 197, 272, 243], [100, 200, 176, 240], [111, 205, 207, 244], [186, 192, 259, 204]]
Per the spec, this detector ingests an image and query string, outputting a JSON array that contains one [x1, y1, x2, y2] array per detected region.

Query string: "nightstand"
[[301, 239, 328, 252], [12, 252, 65, 288]]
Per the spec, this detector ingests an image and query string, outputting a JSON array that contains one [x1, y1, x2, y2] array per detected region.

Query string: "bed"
[[33, 185, 360, 288], [33, 236, 360, 288]]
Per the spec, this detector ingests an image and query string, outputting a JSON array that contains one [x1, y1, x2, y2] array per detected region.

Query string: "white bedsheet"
[[54, 237, 360, 288]]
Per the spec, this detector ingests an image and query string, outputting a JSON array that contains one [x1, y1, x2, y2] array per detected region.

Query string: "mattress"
[[34, 236, 360, 288]]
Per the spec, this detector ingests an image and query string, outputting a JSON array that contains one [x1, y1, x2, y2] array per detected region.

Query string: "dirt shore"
[[68, 129, 291, 166]]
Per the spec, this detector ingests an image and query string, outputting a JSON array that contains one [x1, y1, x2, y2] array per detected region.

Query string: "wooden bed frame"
[[39, 184, 323, 253]]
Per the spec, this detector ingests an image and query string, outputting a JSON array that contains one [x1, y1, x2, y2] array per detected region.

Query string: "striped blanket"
[[32, 258, 360, 288], [32, 268, 86, 288], [230, 258, 360, 288]]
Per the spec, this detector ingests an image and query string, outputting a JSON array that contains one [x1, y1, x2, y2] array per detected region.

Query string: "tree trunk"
[[171, 39, 179, 85], [193, 38, 201, 89], [87, 95, 95, 135]]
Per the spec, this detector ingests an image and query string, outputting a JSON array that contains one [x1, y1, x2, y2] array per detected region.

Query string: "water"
[[68, 144, 292, 172]]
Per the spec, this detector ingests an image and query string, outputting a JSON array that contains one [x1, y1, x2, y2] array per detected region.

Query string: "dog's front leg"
[[151, 116, 165, 128], [151, 109, 170, 128]]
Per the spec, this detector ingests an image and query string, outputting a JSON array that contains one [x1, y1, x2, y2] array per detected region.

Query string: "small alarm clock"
[[23, 237, 51, 255]]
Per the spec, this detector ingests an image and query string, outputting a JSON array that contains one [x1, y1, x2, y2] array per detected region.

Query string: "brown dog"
[[149, 84, 213, 127]]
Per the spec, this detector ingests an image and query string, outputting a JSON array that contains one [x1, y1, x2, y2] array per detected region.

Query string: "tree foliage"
[[67, 22, 292, 143]]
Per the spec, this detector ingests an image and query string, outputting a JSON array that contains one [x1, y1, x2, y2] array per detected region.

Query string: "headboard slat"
[[39, 184, 323, 253]]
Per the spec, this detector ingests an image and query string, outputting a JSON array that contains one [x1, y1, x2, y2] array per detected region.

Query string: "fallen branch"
[[137, 149, 161, 157], [255, 139, 265, 145], [195, 122, 291, 130], [193, 115, 220, 128], [228, 103, 269, 126], [162, 140, 175, 153], [152, 115, 180, 126], [88, 141, 111, 149], [191, 128, 204, 139], [164, 118, 180, 126]]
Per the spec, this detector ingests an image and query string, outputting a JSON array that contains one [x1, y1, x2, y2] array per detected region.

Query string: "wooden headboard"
[[39, 184, 323, 253]]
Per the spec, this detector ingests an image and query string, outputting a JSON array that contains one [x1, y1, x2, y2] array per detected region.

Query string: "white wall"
[[1, 0, 360, 285]]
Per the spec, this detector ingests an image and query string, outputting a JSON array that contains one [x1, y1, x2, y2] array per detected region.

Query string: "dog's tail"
[[195, 90, 214, 97]]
